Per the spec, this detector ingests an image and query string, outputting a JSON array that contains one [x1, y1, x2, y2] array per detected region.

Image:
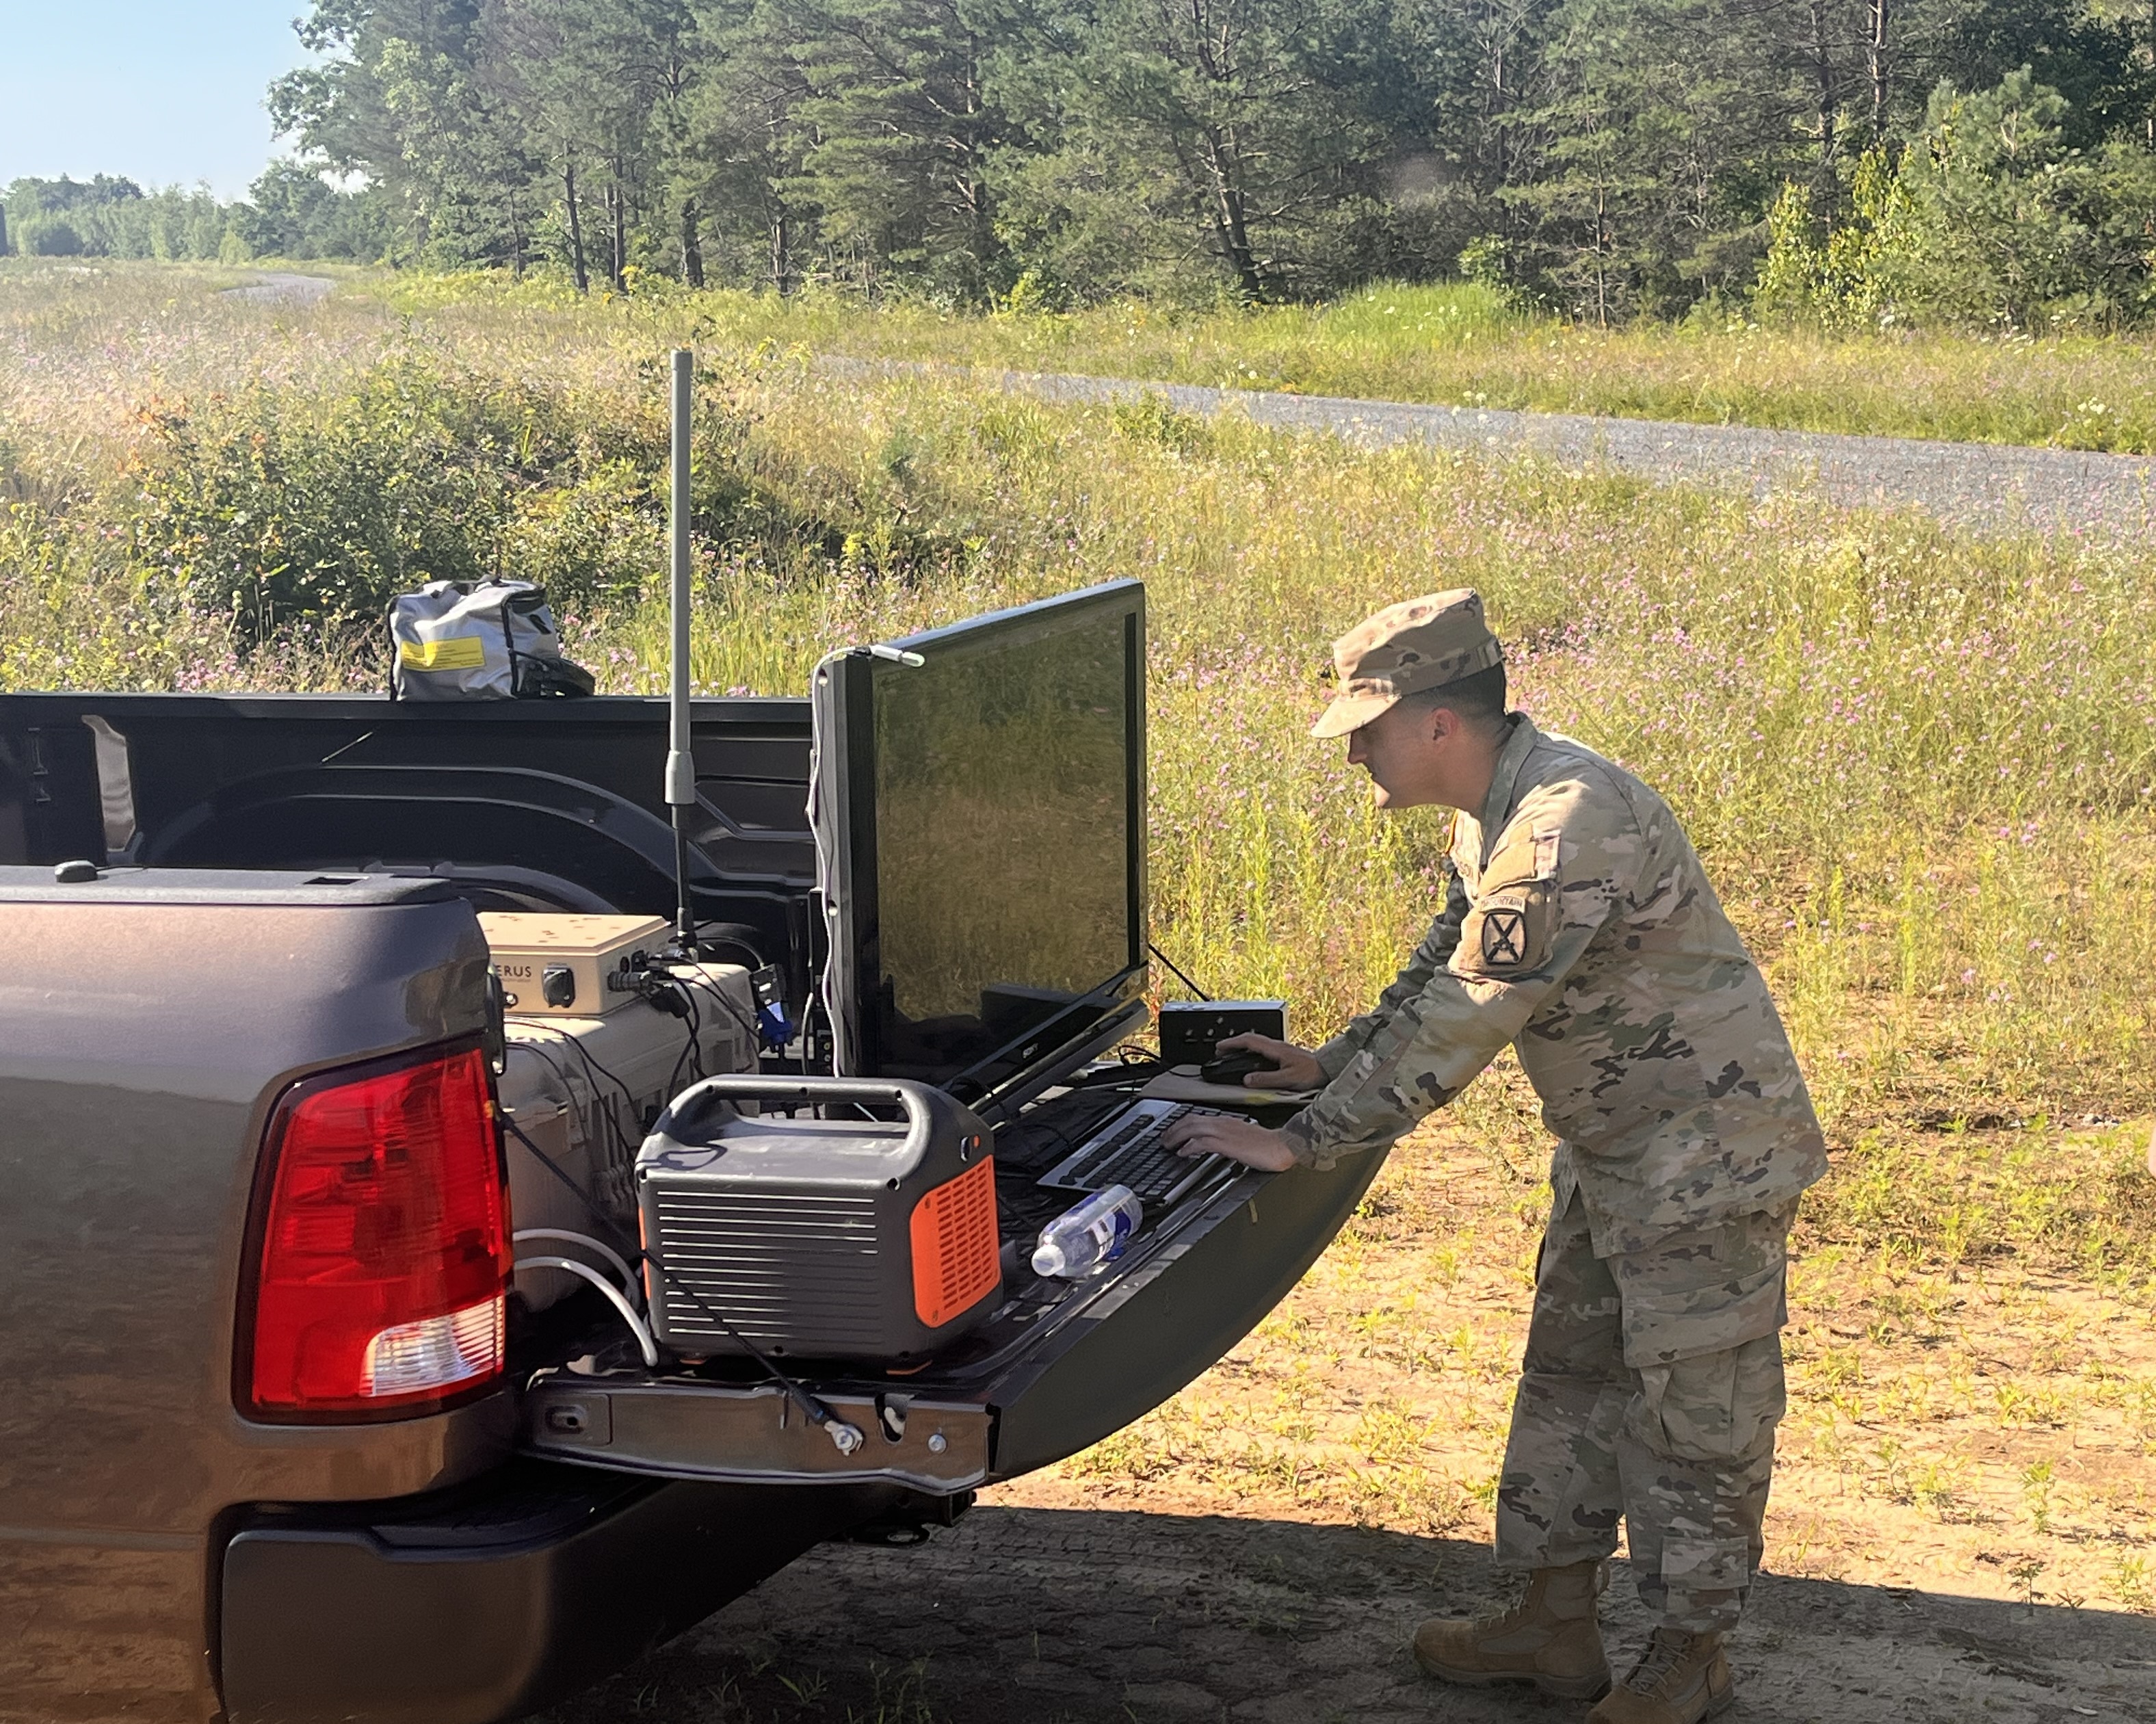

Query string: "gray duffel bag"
[[387, 579, 596, 701]]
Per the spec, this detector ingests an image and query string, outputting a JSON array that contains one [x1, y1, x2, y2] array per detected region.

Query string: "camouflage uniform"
[[1283, 694, 1826, 1634], [1500, 1190, 1794, 1632]]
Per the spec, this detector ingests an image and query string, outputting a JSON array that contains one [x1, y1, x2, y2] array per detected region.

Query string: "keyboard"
[[1036, 1099, 1228, 1206]]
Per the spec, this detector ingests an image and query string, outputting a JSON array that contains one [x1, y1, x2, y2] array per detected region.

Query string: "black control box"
[[1157, 999, 1287, 1067]]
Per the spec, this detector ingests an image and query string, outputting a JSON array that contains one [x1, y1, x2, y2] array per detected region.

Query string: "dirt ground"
[[540, 1496, 2156, 1723], [538, 1108, 2156, 1724]]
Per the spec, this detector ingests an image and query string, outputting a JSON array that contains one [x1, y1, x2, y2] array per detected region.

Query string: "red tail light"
[[241, 1043, 510, 1420]]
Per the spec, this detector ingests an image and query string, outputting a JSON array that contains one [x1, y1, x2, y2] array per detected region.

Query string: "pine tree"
[[274, 0, 536, 264], [1006, 0, 1418, 300], [682, 0, 821, 291]]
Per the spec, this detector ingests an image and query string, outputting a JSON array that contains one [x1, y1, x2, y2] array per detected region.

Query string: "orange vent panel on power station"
[[909, 1157, 1001, 1329]]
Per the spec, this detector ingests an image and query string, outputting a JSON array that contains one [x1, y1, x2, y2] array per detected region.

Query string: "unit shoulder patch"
[[1482, 903, 1531, 967], [1458, 878, 1556, 978]]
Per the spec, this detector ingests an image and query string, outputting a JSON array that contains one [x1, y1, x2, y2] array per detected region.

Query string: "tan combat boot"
[[1411, 1558, 1612, 1701], [1586, 1627, 1735, 1723]]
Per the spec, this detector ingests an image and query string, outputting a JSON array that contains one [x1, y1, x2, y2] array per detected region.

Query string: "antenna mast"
[[665, 348, 698, 958]]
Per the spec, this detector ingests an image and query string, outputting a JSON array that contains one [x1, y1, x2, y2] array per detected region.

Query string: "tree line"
[[0, 169, 393, 267], [2, 177, 247, 264], [10, 0, 2156, 326]]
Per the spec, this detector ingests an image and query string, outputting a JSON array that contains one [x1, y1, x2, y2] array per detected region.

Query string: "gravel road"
[[220, 272, 334, 304], [967, 365, 2156, 543]]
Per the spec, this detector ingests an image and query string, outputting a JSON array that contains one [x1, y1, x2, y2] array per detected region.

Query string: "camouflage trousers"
[[1493, 1187, 1796, 1634]]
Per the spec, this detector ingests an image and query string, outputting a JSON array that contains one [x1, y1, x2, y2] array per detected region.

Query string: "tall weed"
[[134, 354, 650, 636]]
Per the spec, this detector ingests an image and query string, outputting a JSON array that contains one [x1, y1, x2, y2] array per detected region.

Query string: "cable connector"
[[824, 1418, 866, 1455], [750, 964, 794, 1049], [622, 965, 691, 1019]]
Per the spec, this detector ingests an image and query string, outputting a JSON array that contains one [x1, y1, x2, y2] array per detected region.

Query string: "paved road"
[[957, 364, 2156, 543]]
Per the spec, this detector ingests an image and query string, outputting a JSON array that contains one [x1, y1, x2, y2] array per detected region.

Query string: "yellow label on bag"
[[399, 635, 488, 670]]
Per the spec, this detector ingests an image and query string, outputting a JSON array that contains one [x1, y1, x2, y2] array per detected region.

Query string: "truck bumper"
[[219, 1461, 907, 1724]]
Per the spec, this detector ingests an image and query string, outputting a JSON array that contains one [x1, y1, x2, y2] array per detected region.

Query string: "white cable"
[[518, 1256, 660, 1368], [807, 641, 928, 1077], [807, 649, 849, 1075], [513, 1228, 640, 1303]]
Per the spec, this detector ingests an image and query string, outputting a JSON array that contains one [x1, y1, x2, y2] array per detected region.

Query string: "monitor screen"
[[812, 582, 1147, 1096]]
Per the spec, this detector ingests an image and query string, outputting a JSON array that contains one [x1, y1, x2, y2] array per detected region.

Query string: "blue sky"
[[0, 1, 317, 199]]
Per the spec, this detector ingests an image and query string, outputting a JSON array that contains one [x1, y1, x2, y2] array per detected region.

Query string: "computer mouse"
[[1201, 1048, 1274, 1086]]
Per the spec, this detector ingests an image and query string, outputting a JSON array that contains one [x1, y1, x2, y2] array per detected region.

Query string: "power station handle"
[[659, 1073, 945, 1132]]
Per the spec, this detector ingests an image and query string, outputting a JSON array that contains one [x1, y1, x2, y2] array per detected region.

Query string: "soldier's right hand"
[[1215, 1033, 1325, 1090]]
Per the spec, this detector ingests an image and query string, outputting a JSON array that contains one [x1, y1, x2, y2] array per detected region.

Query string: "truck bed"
[[0, 691, 821, 1008]]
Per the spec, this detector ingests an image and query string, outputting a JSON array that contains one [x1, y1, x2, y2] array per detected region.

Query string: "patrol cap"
[[1311, 588, 1504, 738]]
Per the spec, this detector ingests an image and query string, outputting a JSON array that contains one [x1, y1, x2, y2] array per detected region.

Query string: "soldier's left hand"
[[1162, 1111, 1298, 1172]]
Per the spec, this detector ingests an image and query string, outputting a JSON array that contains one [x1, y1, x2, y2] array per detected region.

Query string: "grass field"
[[5, 259, 2153, 1623], [381, 269, 2156, 455]]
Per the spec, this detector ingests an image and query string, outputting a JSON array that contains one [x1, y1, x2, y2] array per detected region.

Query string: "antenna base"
[[664, 748, 696, 807]]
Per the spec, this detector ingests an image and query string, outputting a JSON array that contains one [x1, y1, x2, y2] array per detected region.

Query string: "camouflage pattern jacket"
[[1280, 716, 1827, 1253]]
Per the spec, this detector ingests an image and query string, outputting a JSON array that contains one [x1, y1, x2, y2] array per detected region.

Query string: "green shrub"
[[497, 458, 665, 623], [128, 345, 982, 643], [1110, 393, 1211, 454], [133, 354, 674, 638], [1880, 70, 2156, 328], [1457, 236, 1514, 298], [1757, 69, 2156, 331], [23, 218, 86, 258]]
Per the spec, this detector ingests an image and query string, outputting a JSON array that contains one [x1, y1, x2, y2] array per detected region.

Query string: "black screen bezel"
[[824, 580, 1147, 1100]]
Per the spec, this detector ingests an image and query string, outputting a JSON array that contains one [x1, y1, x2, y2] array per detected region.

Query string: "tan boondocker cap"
[[1310, 588, 1504, 738]]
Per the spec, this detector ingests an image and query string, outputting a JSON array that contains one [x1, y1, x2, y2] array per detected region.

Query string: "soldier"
[[1163, 590, 1826, 1724]]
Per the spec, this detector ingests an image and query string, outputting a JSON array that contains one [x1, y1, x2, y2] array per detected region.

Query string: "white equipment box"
[[478, 912, 669, 1016]]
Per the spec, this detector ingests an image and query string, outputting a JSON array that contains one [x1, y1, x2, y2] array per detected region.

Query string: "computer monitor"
[[810, 580, 1148, 1099]]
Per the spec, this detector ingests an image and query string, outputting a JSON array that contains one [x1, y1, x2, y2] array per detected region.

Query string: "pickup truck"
[[0, 618, 1382, 1724]]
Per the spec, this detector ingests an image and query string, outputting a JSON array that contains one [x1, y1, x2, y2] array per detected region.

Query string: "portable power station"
[[636, 1077, 1002, 1363]]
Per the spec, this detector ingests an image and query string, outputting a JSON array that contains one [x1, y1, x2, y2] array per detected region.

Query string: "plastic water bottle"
[[1031, 1185, 1143, 1278]]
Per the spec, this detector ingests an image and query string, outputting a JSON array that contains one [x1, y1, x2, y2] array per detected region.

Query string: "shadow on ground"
[[534, 1504, 2155, 1723]]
